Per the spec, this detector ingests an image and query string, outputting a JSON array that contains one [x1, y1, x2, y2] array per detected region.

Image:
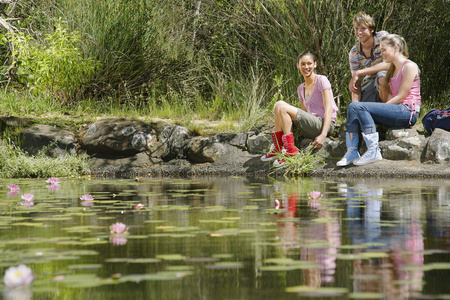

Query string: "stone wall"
[[2, 116, 449, 177]]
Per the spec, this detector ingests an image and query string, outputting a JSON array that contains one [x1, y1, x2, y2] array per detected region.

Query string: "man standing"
[[349, 12, 390, 103]]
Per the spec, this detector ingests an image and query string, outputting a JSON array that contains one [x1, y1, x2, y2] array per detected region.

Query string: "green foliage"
[[270, 146, 325, 177], [10, 23, 98, 99], [0, 140, 90, 178], [0, 0, 448, 121]]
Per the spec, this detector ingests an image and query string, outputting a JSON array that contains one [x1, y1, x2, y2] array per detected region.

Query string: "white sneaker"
[[353, 147, 382, 165], [261, 145, 285, 162], [336, 148, 360, 166]]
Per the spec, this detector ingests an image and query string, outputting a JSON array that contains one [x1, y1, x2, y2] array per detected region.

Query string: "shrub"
[[10, 23, 98, 100]]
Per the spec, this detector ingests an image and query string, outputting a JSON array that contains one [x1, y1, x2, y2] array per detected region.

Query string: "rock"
[[0, 116, 35, 132], [213, 133, 248, 150], [78, 118, 158, 156], [316, 138, 347, 158], [20, 124, 77, 157], [185, 137, 227, 163], [247, 133, 271, 154], [159, 125, 194, 161], [385, 128, 419, 140], [423, 128, 450, 164], [380, 136, 426, 161]]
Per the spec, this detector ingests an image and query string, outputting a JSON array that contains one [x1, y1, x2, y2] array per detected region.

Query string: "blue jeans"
[[346, 102, 418, 134]]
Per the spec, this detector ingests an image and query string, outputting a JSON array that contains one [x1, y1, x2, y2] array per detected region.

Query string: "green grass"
[[269, 145, 325, 177], [0, 140, 90, 178]]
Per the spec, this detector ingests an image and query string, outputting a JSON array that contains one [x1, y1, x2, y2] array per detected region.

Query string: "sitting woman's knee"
[[274, 100, 287, 113]]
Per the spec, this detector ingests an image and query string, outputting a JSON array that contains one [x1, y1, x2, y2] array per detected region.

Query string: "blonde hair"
[[382, 34, 409, 92], [353, 12, 375, 33]]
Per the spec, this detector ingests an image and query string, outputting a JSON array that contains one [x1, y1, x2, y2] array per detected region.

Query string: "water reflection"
[[0, 176, 449, 299]]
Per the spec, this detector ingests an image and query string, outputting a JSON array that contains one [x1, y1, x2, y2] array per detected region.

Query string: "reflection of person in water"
[[339, 182, 424, 298], [341, 183, 385, 245], [352, 221, 424, 299], [274, 190, 341, 286], [275, 192, 300, 253], [301, 209, 341, 285]]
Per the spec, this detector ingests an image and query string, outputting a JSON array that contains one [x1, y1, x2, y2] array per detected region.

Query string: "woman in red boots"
[[261, 50, 338, 167]]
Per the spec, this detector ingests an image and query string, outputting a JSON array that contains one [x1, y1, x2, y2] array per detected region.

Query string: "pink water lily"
[[274, 199, 281, 209], [110, 222, 128, 234], [7, 184, 20, 192], [80, 194, 94, 201], [46, 177, 60, 185], [134, 203, 144, 210], [308, 191, 323, 200], [21, 194, 34, 202], [4, 264, 34, 287]]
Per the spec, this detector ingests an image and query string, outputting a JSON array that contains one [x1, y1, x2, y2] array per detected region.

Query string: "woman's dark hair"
[[297, 50, 316, 63]]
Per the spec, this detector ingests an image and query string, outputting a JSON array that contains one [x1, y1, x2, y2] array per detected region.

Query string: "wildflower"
[[110, 222, 128, 234], [308, 191, 322, 200], [4, 264, 34, 287], [21, 194, 34, 202], [46, 177, 60, 185], [80, 194, 94, 201]]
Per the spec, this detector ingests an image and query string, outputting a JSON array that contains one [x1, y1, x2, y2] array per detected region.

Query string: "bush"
[[10, 23, 98, 100]]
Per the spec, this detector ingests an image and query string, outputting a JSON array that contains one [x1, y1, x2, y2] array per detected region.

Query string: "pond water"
[[1, 176, 450, 299]]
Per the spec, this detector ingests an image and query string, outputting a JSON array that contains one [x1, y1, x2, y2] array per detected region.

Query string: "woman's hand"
[[312, 134, 327, 149]]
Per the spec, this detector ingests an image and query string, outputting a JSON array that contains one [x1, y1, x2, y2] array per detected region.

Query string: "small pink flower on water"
[[7, 184, 20, 192], [308, 191, 322, 200], [80, 194, 94, 201], [110, 222, 128, 234], [134, 203, 144, 210], [21, 201, 34, 207], [274, 199, 281, 209], [4, 264, 34, 287], [46, 177, 60, 185], [21, 194, 34, 202]]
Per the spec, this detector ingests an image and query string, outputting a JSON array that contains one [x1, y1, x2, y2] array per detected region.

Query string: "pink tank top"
[[389, 60, 421, 107]]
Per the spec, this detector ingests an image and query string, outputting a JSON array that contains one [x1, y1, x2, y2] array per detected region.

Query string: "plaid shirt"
[[349, 31, 389, 78]]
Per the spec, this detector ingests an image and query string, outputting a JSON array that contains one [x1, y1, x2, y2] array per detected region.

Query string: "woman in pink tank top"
[[337, 34, 421, 167], [261, 50, 338, 167]]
